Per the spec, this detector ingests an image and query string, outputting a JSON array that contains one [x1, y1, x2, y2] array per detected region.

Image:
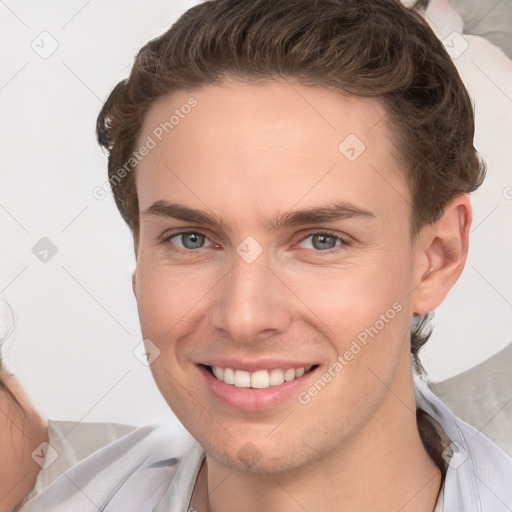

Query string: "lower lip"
[[197, 364, 319, 411]]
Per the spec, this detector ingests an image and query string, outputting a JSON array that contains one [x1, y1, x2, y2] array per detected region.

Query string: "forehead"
[[135, 79, 410, 229]]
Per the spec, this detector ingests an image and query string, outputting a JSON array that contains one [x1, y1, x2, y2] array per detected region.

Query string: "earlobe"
[[411, 194, 472, 315]]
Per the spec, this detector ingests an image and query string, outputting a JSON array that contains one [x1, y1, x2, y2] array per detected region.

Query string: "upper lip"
[[198, 358, 318, 372]]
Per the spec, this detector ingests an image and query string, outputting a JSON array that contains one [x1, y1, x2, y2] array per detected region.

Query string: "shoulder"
[[19, 422, 187, 512], [20, 419, 137, 505], [429, 342, 512, 456], [416, 371, 512, 510]]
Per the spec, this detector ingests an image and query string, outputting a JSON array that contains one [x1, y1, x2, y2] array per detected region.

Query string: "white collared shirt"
[[19, 374, 512, 512]]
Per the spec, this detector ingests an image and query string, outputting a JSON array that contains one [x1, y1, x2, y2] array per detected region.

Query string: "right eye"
[[162, 230, 217, 254]]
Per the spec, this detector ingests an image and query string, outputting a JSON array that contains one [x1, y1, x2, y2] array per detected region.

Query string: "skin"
[[132, 78, 471, 512], [0, 374, 48, 512]]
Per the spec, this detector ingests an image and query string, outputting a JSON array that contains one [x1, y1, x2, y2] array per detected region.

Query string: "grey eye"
[[178, 232, 206, 250], [306, 233, 339, 251]]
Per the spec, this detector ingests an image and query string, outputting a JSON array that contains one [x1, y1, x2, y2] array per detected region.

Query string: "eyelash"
[[161, 229, 351, 256]]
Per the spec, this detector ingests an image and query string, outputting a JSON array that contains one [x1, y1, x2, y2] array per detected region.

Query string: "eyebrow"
[[141, 200, 376, 233]]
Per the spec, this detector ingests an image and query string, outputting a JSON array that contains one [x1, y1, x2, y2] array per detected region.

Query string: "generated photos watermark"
[[92, 97, 198, 201], [297, 301, 403, 404]]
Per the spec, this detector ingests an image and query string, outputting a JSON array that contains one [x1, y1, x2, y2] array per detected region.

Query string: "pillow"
[[450, 0, 512, 58], [429, 342, 512, 456]]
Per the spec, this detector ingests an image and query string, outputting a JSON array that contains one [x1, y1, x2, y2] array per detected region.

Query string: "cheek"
[[289, 262, 410, 425], [285, 251, 412, 398], [134, 262, 208, 411], [287, 254, 410, 337], [135, 260, 212, 342]]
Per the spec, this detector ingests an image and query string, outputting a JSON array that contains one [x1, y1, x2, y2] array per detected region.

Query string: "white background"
[[1, 0, 511, 428]]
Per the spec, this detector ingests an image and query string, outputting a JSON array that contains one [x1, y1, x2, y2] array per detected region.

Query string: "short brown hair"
[[96, 0, 485, 362]]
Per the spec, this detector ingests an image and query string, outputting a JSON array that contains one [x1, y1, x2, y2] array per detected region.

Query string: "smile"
[[208, 365, 317, 388]]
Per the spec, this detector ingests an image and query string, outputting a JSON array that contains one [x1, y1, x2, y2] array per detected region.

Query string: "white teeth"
[[234, 370, 251, 387], [223, 368, 235, 385], [269, 368, 285, 386], [212, 366, 224, 380], [251, 370, 270, 388], [283, 368, 296, 381], [210, 365, 313, 388]]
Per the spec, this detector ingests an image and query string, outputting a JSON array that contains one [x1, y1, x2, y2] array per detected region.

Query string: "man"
[[19, 0, 512, 510]]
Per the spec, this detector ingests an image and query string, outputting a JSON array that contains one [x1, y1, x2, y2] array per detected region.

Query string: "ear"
[[411, 194, 472, 314]]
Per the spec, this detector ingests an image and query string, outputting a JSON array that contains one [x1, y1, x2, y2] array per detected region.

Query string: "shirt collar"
[[154, 440, 205, 512], [414, 369, 512, 511], [155, 372, 512, 512]]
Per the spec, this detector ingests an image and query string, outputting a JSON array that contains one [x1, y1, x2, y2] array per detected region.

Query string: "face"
[[133, 78, 422, 473]]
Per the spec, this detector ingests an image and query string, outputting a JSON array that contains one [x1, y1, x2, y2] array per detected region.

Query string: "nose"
[[210, 245, 292, 345]]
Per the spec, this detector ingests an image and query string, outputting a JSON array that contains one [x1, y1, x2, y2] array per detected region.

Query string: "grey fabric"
[[429, 342, 512, 456], [450, 0, 512, 58], [19, 419, 135, 507], [18, 423, 183, 512], [20, 377, 512, 511]]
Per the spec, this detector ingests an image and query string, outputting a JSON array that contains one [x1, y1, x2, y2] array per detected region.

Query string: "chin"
[[204, 439, 304, 474]]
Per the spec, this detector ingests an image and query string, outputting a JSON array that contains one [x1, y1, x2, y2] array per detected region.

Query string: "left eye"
[[299, 232, 346, 252]]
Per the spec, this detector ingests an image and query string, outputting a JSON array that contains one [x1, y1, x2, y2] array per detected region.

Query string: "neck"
[[192, 361, 442, 512]]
